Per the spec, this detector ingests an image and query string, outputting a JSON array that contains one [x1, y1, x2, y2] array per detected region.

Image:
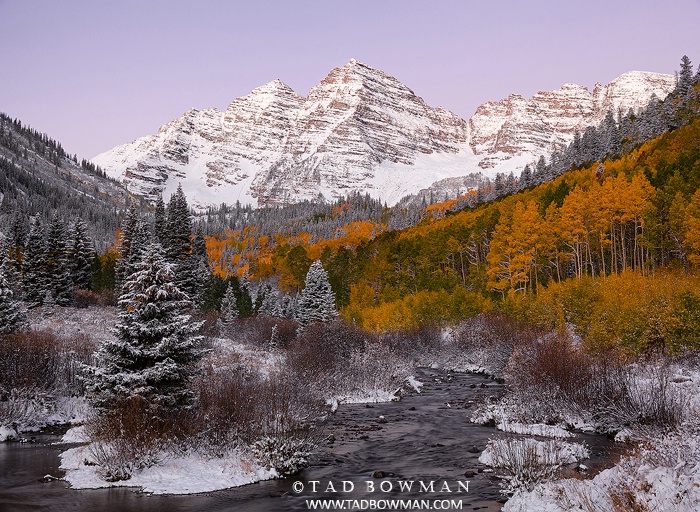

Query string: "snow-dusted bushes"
[[286, 320, 413, 403], [0, 330, 95, 429], [498, 333, 685, 433], [228, 315, 299, 350], [504, 425, 700, 511], [84, 396, 170, 481], [189, 365, 322, 475], [451, 313, 539, 376], [480, 436, 589, 495]]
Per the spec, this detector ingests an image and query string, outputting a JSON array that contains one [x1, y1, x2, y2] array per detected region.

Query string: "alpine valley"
[[92, 59, 676, 209]]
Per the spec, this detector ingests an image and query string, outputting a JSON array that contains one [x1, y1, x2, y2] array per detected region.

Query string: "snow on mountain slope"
[[469, 71, 677, 170], [93, 62, 675, 208]]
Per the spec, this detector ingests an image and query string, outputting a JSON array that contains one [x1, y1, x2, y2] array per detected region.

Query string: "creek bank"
[[0, 368, 620, 511]]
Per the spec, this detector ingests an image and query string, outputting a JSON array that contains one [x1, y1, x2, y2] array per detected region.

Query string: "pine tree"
[[258, 283, 282, 317], [295, 260, 338, 330], [153, 195, 167, 247], [281, 294, 297, 320], [70, 217, 95, 290], [220, 283, 238, 324], [165, 185, 195, 298], [678, 55, 694, 97], [84, 243, 205, 412], [115, 204, 141, 293], [0, 257, 28, 334], [189, 227, 211, 306], [45, 213, 73, 305], [6, 208, 28, 266], [22, 217, 47, 306], [519, 165, 533, 190]]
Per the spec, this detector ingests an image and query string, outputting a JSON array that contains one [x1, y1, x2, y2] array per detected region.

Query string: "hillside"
[[0, 113, 129, 246], [223, 68, 700, 340]]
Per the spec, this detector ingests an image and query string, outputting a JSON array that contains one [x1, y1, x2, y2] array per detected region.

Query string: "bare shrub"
[[0, 330, 96, 398], [286, 320, 366, 382], [188, 365, 323, 474], [483, 436, 589, 494], [286, 320, 413, 402], [0, 387, 44, 426], [453, 313, 540, 376], [72, 289, 106, 308], [503, 332, 685, 433], [228, 315, 299, 349], [382, 323, 442, 362], [84, 396, 172, 481], [596, 364, 685, 435]]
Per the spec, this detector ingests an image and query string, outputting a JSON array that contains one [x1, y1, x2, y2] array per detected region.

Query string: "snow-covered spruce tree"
[[45, 213, 73, 305], [0, 258, 28, 334], [281, 294, 297, 320], [295, 260, 338, 331], [189, 227, 211, 306], [165, 184, 196, 299], [258, 283, 282, 317], [70, 217, 95, 290], [153, 194, 168, 248], [22, 216, 48, 306], [115, 217, 150, 297], [114, 204, 141, 294], [84, 243, 205, 412], [220, 283, 238, 324]]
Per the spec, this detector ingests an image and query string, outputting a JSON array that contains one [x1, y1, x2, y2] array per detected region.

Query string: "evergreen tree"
[[70, 217, 95, 290], [165, 185, 195, 297], [42, 290, 56, 316], [258, 283, 282, 317], [115, 204, 141, 293], [84, 243, 205, 412], [519, 164, 533, 190], [268, 324, 279, 350], [295, 260, 338, 330], [678, 55, 694, 97], [153, 194, 167, 247], [0, 257, 28, 334], [45, 213, 73, 305], [22, 217, 47, 306], [281, 294, 297, 320], [6, 208, 28, 266], [220, 283, 238, 323], [189, 227, 211, 306]]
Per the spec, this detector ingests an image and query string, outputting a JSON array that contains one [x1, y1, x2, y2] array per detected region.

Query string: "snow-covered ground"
[[59, 439, 278, 494], [474, 363, 700, 510], [503, 425, 700, 511]]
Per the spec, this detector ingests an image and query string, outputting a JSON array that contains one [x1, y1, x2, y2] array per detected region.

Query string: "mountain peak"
[[250, 79, 297, 96], [93, 62, 677, 209]]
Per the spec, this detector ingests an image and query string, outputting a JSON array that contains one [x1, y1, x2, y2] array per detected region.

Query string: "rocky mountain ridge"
[[92, 61, 675, 208]]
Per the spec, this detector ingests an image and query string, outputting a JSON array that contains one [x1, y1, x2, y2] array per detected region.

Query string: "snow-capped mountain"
[[468, 71, 677, 170], [93, 61, 675, 208]]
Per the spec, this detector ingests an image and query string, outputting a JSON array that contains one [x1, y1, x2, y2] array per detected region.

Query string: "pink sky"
[[1, 0, 698, 159]]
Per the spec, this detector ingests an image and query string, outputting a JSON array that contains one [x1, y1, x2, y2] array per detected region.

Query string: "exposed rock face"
[[93, 63, 675, 208], [468, 71, 676, 169]]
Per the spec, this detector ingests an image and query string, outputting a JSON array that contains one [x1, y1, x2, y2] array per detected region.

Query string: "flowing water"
[[0, 369, 620, 511]]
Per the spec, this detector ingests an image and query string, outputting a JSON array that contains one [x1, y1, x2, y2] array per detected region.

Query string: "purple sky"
[[1, 0, 699, 159]]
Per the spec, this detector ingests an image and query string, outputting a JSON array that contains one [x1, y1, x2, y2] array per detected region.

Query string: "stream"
[[0, 368, 621, 511]]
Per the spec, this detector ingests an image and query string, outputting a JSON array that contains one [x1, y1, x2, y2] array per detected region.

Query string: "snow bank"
[[0, 425, 18, 442], [497, 422, 572, 439], [479, 437, 589, 467], [504, 426, 700, 511], [60, 445, 277, 494], [58, 425, 89, 444], [325, 389, 399, 409], [502, 366, 700, 510]]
